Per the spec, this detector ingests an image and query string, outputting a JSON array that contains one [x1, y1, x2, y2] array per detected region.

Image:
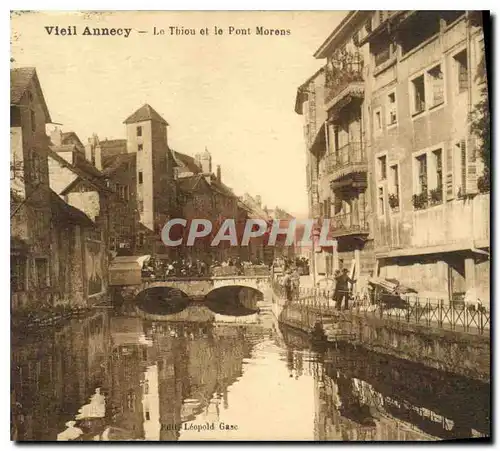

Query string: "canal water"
[[11, 307, 490, 441]]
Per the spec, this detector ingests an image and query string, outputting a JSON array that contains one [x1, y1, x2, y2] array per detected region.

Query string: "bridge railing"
[[142, 265, 270, 281], [272, 281, 490, 336]]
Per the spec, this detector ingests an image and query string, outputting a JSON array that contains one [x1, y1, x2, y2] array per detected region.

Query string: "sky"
[[11, 11, 344, 216]]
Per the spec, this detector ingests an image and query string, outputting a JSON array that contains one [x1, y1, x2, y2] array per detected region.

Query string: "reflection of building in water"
[[312, 362, 444, 441], [142, 365, 161, 440], [11, 312, 111, 441]]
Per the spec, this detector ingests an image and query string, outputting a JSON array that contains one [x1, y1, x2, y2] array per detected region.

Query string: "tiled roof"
[[50, 144, 103, 178], [11, 67, 52, 123], [11, 67, 36, 104], [61, 131, 85, 150], [99, 139, 128, 158], [177, 175, 203, 193], [123, 104, 169, 125], [50, 190, 94, 227], [101, 153, 136, 175], [173, 150, 201, 174]]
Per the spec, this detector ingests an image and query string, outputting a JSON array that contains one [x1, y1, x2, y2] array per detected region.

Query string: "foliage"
[[429, 188, 443, 205], [470, 53, 490, 187], [388, 193, 399, 210], [412, 192, 428, 210]]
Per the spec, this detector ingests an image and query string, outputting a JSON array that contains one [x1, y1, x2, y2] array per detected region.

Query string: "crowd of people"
[[141, 256, 268, 279]]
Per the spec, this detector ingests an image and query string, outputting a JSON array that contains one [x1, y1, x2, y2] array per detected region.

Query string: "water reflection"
[[11, 309, 490, 441]]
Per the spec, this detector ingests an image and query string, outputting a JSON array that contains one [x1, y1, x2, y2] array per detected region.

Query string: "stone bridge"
[[110, 275, 272, 321]]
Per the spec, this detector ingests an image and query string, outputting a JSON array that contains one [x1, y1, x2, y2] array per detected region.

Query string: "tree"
[[469, 53, 490, 193]]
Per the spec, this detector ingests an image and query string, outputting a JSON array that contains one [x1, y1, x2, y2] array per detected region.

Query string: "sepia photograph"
[[10, 9, 490, 442]]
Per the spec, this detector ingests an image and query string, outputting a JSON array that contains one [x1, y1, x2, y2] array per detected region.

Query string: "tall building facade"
[[296, 11, 489, 302], [296, 11, 375, 287]]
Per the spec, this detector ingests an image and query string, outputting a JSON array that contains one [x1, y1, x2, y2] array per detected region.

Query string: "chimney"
[[255, 195, 262, 207], [50, 127, 63, 146], [85, 137, 93, 162], [94, 134, 102, 170], [216, 165, 221, 182]]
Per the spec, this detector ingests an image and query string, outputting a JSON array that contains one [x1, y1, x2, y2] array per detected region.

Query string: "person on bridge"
[[334, 268, 356, 310]]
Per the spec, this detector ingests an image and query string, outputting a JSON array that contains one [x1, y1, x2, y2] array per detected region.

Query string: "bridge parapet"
[[112, 275, 271, 304]]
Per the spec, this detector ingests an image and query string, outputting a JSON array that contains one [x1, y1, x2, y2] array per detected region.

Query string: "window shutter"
[[465, 138, 478, 195], [446, 145, 454, 200]]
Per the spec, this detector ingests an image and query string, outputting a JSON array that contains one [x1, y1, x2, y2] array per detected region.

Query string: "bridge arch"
[[135, 286, 190, 315], [204, 285, 263, 316]]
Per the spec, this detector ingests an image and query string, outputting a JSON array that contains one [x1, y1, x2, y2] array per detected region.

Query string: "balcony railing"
[[326, 142, 367, 180], [324, 53, 364, 107], [328, 210, 369, 237]]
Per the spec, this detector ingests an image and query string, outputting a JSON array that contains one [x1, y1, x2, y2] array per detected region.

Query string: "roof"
[[295, 67, 325, 115], [173, 150, 201, 174], [50, 190, 94, 227], [314, 11, 367, 59], [102, 153, 136, 176], [177, 174, 203, 193], [99, 139, 128, 158], [48, 148, 110, 195], [11, 67, 52, 123], [123, 104, 169, 125], [50, 144, 103, 178], [211, 178, 236, 198], [61, 131, 85, 150]]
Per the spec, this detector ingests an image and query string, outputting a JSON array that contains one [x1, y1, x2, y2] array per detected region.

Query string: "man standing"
[[334, 268, 356, 310]]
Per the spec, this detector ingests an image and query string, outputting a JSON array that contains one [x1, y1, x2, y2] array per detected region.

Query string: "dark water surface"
[[11, 307, 490, 441]]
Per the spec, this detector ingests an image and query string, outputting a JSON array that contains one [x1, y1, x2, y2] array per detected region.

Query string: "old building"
[[361, 11, 489, 302], [123, 104, 178, 254], [11, 67, 54, 309], [173, 148, 240, 263], [48, 132, 112, 306], [296, 11, 489, 302], [295, 12, 376, 288]]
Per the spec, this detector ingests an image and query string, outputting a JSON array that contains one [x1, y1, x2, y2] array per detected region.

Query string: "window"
[[416, 154, 428, 194], [390, 164, 399, 195], [35, 258, 49, 288], [378, 186, 385, 215], [378, 155, 387, 180], [374, 108, 382, 135], [117, 185, 130, 201], [30, 109, 36, 133], [31, 152, 41, 184], [138, 172, 143, 184], [137, 126, 142, 137], [457, 140, 467, 192], [428, 65, 444, 107], [387, 92, 397, 126], [137, 233, 145, 248], [433, 149, 443, 191], [138, 144, 143, 151], [11, 256, 26, 292], [454, 50, 468, 93], [411, 75, 426, 114]]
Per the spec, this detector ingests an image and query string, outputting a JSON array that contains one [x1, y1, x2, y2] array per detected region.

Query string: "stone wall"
[[272, 290, 490, 382]]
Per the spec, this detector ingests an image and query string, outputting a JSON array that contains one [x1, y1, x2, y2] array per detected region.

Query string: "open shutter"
[[465, 137, 478, 195], [445, 144, 454, 200]]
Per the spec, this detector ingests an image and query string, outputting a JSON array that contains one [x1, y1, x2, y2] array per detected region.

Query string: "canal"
[[11, 306, 490, 441]]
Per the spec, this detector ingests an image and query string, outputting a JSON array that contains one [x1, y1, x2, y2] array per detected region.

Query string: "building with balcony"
[[296, 11, 376, 285], [361, 11, 489, 302]]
